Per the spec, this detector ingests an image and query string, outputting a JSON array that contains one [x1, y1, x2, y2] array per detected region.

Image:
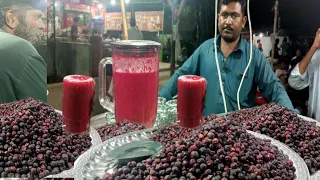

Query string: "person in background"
[[177, 47, 188, 67], [160, 0, 296, 115], [289, 28, 320, 120], [275, 60, 287, 78], [71, 17, 80, 41], [0, 0, 47, 103], [289, 48, 302, 72], [270, 38, 280, 59], [127, 17, 143, 40], [281, 37, 290, 57], [275, 60, 288, 87], [257, 39, 263, 51]]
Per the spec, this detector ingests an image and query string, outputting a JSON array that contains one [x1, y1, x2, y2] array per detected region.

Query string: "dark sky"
[[250, 0, 320, 36]]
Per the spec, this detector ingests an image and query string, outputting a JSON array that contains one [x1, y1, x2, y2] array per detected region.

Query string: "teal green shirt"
[[160, 37, 296, 115], [0, 28, 47, 103]]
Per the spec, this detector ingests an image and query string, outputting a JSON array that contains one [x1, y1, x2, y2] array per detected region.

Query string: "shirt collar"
[[213, 35, 245, 52], [0, 28, 7, 33]]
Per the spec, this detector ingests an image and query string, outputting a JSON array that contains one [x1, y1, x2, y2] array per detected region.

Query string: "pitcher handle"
[[99, 57, 114, 112]]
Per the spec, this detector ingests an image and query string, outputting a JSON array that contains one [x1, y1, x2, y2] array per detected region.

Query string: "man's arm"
[[17, 55, 47, 102], [288, 29, 320, 90], [159, 45, 202, 100], [254, 51, 296, 111], [288, 51, 320, 90], [298, 29, 320, 75]]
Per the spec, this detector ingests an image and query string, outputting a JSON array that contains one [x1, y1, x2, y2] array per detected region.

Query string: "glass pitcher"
[[99, 40, 162, 128]]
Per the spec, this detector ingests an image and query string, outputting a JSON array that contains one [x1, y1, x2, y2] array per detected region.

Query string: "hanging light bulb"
[[111, 0, 116, 5], [125, 0, 130, 3]]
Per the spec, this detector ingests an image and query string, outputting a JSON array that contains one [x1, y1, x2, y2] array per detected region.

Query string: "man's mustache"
[[223, 26, 233, 31]]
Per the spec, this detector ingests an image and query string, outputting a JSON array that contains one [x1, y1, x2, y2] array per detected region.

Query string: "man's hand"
[[312, 28, 320, 49], [298, 28, 320, 75]]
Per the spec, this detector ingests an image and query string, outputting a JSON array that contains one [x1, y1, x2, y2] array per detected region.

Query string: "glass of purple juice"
[[99, 40, 162, 128]]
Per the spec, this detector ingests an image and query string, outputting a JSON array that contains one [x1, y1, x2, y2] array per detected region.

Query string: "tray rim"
[[73, 126, 309, 180]]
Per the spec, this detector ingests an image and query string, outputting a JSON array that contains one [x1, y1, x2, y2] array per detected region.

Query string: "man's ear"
[[5, 10, 20, 29], [242, 16, 247, 28]]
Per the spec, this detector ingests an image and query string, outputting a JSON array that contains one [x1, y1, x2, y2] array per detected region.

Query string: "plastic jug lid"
[[111, 40, 162, 50]]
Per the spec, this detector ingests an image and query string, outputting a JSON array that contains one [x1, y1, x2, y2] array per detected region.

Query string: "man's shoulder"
[[203, 38, 214, 45], [198, 38, 214, 49], [0, 32, 37, 51], [0, 32, 41, 58]]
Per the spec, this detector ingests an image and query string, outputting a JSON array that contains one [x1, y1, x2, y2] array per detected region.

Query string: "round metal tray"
[[221, 113, 319, 179], [298, 115, 320, 180], [74, 128, 310, 180], [73, 128, 156, 179], [247, 131, 310, 180]]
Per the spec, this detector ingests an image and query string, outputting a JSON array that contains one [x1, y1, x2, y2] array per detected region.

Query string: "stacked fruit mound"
[[227, 103, 320, 174], [102, 118, 296, 180], [0, 99, 92, 178], [97, 121, 146, 142], [151, 124, 196, 146], [96, 114, 220, 142]]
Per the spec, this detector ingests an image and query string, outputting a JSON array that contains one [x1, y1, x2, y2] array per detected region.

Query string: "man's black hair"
[[220, 0, 247, 15], [130, 18, 136, 27], [0, 2, 31, 27], [74, 17, 80, 23]]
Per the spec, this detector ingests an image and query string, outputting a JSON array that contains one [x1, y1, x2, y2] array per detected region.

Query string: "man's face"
[[5, 7, 45, 45], [218, 2, 247, 43], [14, 8, 45, 45], [296, 49, 301, 57]]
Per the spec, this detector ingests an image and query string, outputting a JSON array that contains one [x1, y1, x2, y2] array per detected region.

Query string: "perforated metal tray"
[[73, 128, 309, 180]]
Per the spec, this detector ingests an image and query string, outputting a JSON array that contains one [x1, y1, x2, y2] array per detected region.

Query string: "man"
[[71, 17, 80, 41], [289, 48, 302, 73], [289, 28, 320, 120], [281, 37, 290, 57], [270, 38, 280, 60], [275, 60, 287, 86], [127, 17, 143, 40], [0, 0, 47, 103], [160, 0, 296, 115]]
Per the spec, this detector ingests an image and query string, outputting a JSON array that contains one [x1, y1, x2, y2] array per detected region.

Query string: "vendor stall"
[[0, 37, 319, 178], [1, 1, 318, 179], [47, 0, 94, 81]]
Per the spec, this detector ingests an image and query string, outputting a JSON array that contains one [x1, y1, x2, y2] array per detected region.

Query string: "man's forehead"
[[220, 2, 243, 13], [0, 0, 46, 11], [26, 9, 43, 14]]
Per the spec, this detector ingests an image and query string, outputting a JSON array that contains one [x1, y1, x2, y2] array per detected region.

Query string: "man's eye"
[[231, 15, 237, 19], [222, 14, 229, 18]]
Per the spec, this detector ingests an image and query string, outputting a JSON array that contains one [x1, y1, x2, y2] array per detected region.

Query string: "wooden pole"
[[170, 0, 177, 76], [271, 0, 279, 68], [120, 0, 128, 40]]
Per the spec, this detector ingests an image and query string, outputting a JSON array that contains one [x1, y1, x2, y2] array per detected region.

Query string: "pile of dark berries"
[[151, 115, 222, 147], [97, 121, 145, 142], [227, 103, 320, 174], [102, 118, 296, 180], [0, 98, 92, 178], [151, 124, 195, 146]]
